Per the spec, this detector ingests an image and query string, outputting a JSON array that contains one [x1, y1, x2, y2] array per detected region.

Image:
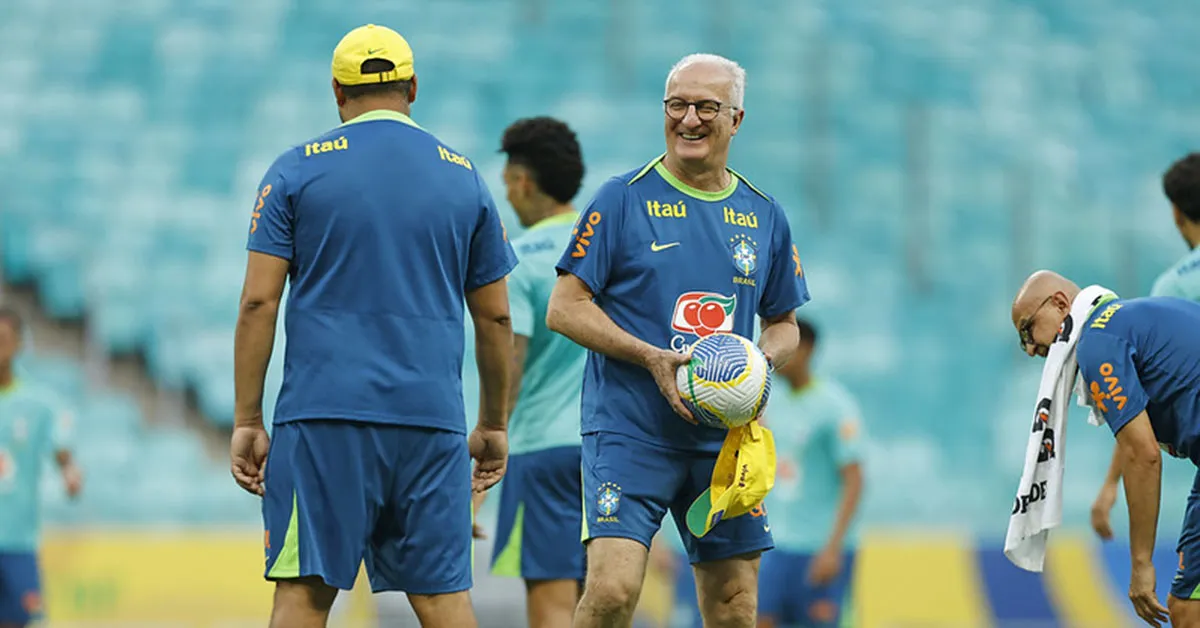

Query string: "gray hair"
[[664, 53, 746, 111]]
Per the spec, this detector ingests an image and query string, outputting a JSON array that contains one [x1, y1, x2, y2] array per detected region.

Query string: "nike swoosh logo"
[[367, 48, 385, 55], [763, 525, 770, 533], [650, 241, 680, 252]]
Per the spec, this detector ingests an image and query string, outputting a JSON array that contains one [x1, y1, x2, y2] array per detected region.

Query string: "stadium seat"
[[2, 0, 1196, 531]]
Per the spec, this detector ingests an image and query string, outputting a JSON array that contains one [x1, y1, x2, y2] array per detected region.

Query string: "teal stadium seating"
[[2, 0, 1199, 532]]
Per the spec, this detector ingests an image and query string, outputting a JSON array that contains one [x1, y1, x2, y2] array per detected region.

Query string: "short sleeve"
[[466, 177, 519, 292], [829, 393, 865, 466], [508, 263, 536, 337], [38, 393, 74, 452], [246, 154, 294, 260], [758, 203, 811, 319], [1076, 332, 1150, 435], [1150, 271, 1183, 298], [554, 178, 626, 295]]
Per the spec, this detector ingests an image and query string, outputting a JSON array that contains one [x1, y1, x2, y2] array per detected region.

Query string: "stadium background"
[[0, 0, 1198, 625]]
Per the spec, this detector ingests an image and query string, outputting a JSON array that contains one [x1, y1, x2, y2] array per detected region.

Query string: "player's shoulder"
[[11, 382, 68, 415], [727, 166, 776, 205], [815, 378, 859, 414], [512, 221, 570, 258]]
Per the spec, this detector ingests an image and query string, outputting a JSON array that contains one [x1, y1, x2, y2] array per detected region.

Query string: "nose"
[[1024, 343, 1037, 357], [681, 105, 703, 126]]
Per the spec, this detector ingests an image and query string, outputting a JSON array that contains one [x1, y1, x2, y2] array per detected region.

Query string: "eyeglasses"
[[663, 98, 736, 122], [1017, 296, 1054, 350]]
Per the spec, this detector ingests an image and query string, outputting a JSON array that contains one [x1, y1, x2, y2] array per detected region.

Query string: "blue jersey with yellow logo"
[[0, 382, 71, 551], [1151, 247, 1200, 301], [764, 377, 865, 552], [247, 109, 518, 432], [1077, 296, 1200, 464], [555, 156, 809, 453], [508, 212, 585, 455]]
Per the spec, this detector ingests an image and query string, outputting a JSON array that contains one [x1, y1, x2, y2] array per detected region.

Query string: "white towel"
[[1004, 285, 1117, 572]]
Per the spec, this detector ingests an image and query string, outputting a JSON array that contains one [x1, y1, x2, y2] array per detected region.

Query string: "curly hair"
[[1164, 153, 1200, 222], [500, 117, 584, 204]]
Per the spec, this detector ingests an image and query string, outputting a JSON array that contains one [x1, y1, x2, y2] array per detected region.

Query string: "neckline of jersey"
[[1085, 292, 1119, 321], [653, 161, 739, 202], [526, 211, 578, 232], [0, 379, 20, 396], [339, 109, 421, 130], [788, 377, 820, 398]]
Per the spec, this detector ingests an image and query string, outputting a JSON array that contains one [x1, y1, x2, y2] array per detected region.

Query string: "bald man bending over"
[[1013, 270, 1200, 627]]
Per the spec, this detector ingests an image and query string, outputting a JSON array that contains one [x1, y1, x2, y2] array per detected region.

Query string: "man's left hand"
[[807, 545, 842, 586], [1129, 561, 1170, 627], [62, 464, 82, 499]]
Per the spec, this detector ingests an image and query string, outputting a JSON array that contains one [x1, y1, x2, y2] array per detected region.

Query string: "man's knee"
[[704, 586, 757, 627], [579, 538, 648, 618], [695, 553, 761, 628]]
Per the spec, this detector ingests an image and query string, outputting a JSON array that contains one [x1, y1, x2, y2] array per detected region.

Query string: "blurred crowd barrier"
[[30, 529, 1166, 627]]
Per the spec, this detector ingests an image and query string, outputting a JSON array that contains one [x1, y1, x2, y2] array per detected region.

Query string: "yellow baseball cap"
[[331, 24, 415, 86], [686, 421, 776, 538]]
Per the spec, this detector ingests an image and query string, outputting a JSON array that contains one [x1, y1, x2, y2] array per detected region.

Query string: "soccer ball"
[[676, 333, 772, 430]]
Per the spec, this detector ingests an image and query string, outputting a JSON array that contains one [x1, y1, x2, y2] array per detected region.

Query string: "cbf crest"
[[729, 234, 758, 277], [596, 482, 621, 522]]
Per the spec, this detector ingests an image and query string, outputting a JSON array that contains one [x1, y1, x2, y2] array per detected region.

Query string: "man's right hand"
[[230, 426, 270, 496], [641, 348, 695, 424], [468, 427, 508, 493], [1091, 480, 1118, 540]]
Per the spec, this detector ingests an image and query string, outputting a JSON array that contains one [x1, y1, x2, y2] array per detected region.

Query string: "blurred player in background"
[[0, 307, 82, 628], [1092, 153, 1200, 542], [548, 53, 809, 628], [231, 24, 517, 628], [1013, 271, 1200, 626], [758, 318, 864, 628], [648, 520, 701, 628], [476, 117, 588, 628]]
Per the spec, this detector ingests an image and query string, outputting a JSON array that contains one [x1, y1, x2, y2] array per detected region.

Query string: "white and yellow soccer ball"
[[676, 333, 772, 429]]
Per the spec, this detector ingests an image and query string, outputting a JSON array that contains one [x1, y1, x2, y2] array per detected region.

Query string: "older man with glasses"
[[546, 53, 811, 628]]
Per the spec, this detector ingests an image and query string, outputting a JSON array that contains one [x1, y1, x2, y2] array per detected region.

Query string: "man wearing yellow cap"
[[231, 24, 517, 628], [547, 53, 809, 628]]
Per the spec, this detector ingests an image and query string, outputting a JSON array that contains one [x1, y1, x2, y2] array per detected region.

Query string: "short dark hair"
[[0, 306, 22, 335], [339, 59, 413, 100], [500, 117, 585, 204], [796, 317, 818, 347], [1163, 153, 1200, 222]]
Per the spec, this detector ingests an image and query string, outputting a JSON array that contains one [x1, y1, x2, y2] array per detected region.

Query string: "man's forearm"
[[1122, 446, 1162, 565], [758, 318, 799, 369], [825, 466, 863, 551], [548, 298, 657, 366], [1104, 447, 1123, 485], [475, 318, 513, 431], [233, 303, 278, 428]]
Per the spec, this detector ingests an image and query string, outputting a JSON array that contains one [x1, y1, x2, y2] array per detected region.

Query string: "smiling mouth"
[[679, 133, 706, 141]]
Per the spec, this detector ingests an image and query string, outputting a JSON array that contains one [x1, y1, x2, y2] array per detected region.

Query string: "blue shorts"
[[1173, 468, 1200, 599], [0, 552, 41, 624], [262, 420, 472, 594], [581, 432, 773, 563], [759, 549, 855, 627], [491, 445, 585, 581]]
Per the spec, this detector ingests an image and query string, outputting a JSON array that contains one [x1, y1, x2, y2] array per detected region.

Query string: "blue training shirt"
[[247, 109, 518, 432], [555, 155, 810, 453], [1076, 296, 1200, 464]]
